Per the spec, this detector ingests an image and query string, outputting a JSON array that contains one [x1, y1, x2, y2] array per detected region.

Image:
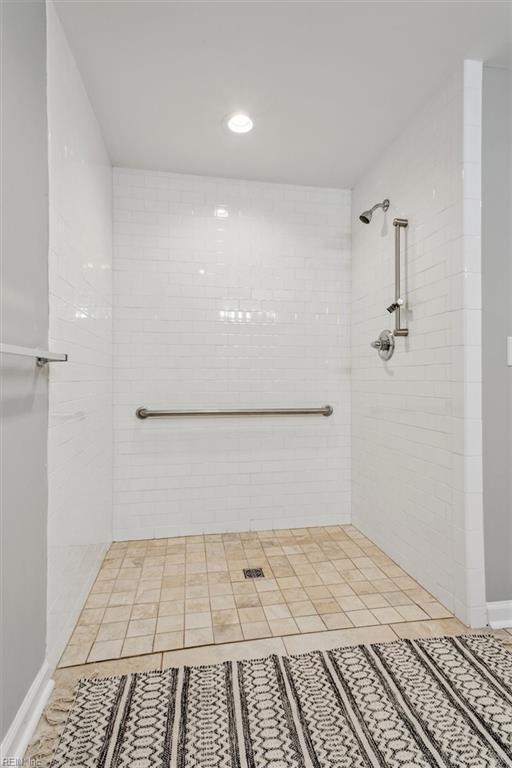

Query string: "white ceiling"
[[55, 0, 512, 189]]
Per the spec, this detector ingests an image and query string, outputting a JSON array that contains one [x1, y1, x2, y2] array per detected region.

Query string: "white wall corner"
[[0, 662, 54, 762], [46, 0, 113, 658], [461, 58, 486, 627], [46, 541, 109, 670], [487, 600, 512, 629]]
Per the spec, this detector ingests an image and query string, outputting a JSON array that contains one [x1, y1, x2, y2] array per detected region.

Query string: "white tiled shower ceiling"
[[113, 172, 351, 539]]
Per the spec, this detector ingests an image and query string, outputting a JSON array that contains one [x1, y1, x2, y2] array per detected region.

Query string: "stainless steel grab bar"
[[0, 342, 68, 366], [136, 405, 333, 419]]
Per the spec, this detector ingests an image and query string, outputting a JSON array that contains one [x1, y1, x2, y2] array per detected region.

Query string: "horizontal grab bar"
[[0, 342, 68, 366], [136, 405, 333, 419]]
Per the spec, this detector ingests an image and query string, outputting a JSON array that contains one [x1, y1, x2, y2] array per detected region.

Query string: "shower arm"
[[392, 218, 408, 337]]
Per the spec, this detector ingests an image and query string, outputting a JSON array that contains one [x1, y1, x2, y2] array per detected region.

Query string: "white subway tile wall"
[[46, 1, 113, 668], [113, 171, 351, 540], [351, 63, 485, 626]]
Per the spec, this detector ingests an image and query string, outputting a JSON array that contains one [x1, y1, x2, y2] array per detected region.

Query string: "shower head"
[[359, 198, 390, 224]]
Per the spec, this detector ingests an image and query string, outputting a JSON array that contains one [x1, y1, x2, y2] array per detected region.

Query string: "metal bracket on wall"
[[0, 343, 68, 367]]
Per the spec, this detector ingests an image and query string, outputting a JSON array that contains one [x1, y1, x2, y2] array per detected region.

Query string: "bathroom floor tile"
[[184, 627, 214, 647], [121, 636, 154, 657], [241, 621, 272, 640], [294, 615, 327, 633], [322, 612, 353, 630], [283, 624, 398, 654], [59, 643, 92, 667], [58, 524, 457, 669], [54, 653, 162, 687], [213, 625, 244, 643], [153, 631, 184, 652], [344, 609, 378, 627], [268, 618, 299, 636], [162, 637, 286, 668], [370, 607, 404, 624], [126, 618, 157, 638], [96, 621, 128, 642], [88, 639, 123, 662], [392, 618, 468, 639], [395, 604, 431, 622]]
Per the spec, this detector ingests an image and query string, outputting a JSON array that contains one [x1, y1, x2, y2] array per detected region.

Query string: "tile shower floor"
[[59, 524, 454, 667]]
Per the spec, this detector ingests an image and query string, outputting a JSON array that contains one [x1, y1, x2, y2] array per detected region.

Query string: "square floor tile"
[[241, 621, 271, 640], [419, 601, 452, 619], [158, 600, 184, 616], [210, 595, 236, 610], [295, 615, 326, 633], [263, 604, 292, 621], [337, 596, 366, 612], [88, 639, 123, 662], [121, 636, 154, 657], [345, 610, 379, 627], [59, 643, 92, 667], [395, 604, 430, 621], [185, 612, 212, 630], [322, 612, 353, 630], [131, 603, 158, 620], [184, 627, 214, 647], [156, 614, 184, 633], [212, 609, 239, 627], [288, 600, 316, 617], [361, 594, 390, 609], [314, 598, 341, 614], [234, 593, 261, 609], [153, 631, 183, 652], [268, 618, 299, 636], [127, 618, 157, 637], [369, 607, 403, 624], [238, 606, 266, 623], [213, 625, 244, 643], [96, 621, 128, 642]]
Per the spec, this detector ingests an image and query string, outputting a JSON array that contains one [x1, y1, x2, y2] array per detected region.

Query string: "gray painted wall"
[[482, 65, 512, 603], [0, 0, 49, 740]]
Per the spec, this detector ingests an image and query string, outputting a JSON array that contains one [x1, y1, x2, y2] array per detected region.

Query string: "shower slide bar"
[[390, 218, 409, 337], [136, 405, 333, 419], [0, 342, 68, 366]]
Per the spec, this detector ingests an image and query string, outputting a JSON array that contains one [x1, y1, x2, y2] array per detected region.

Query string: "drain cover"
[[243, 567, 265, 579]]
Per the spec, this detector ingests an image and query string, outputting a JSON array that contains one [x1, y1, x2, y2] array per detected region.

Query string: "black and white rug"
[[50, 634, 512, 767]]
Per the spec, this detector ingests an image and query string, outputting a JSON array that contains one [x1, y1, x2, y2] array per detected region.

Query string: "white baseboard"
[[1, 661, 55, 761], [487, 600, 512, 628]]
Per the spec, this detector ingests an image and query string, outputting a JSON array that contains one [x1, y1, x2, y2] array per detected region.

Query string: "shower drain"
[[243, 567, 265, 579]]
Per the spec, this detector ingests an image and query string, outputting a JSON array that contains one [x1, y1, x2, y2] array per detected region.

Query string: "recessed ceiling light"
[[225, 113, 254, 134]]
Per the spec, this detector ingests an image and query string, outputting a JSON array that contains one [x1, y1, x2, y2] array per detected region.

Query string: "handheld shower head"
[[359, 198, 390, 224]]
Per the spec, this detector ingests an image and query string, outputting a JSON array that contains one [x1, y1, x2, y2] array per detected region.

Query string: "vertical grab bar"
[[392, 218, 409, 337]]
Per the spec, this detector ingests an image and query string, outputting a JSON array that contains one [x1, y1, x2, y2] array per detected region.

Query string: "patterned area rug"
[[50, 634, 512, 767]]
